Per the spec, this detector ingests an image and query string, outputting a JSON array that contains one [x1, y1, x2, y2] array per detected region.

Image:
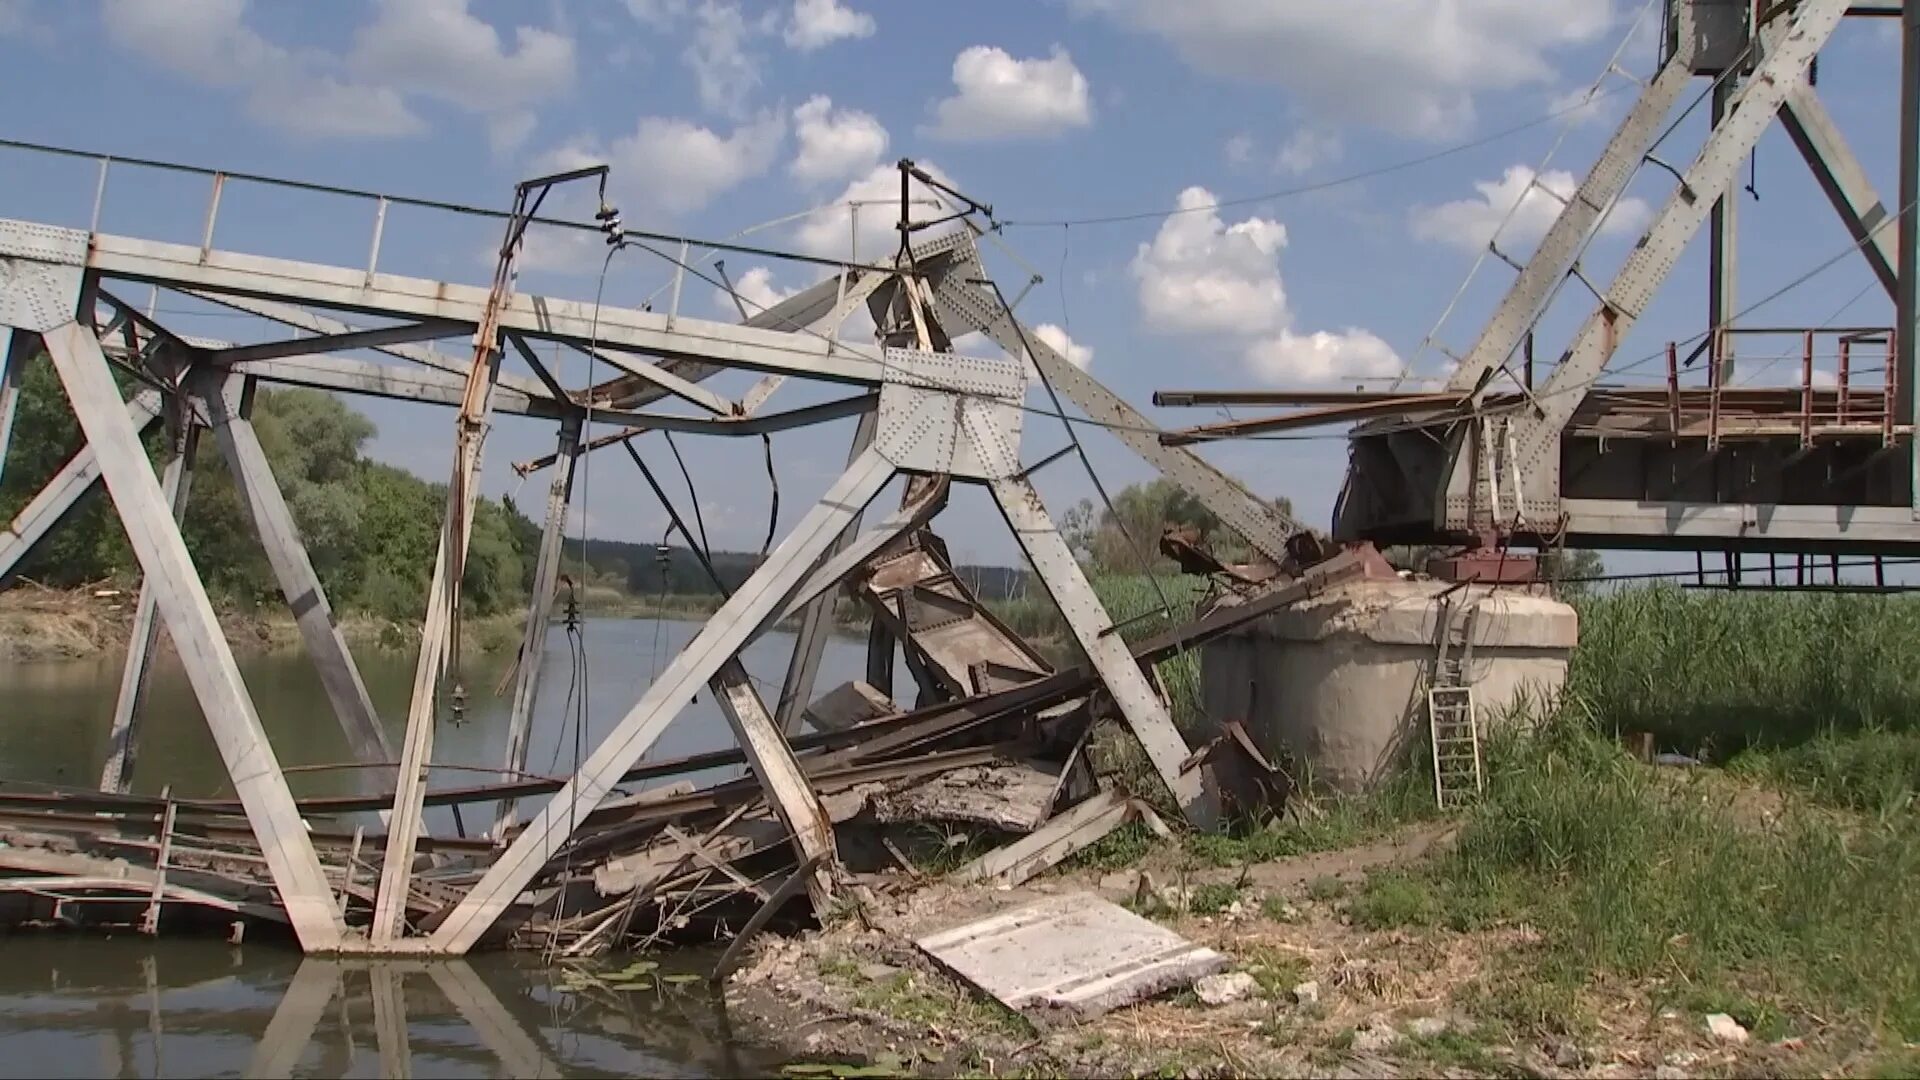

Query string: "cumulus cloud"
[[720, 265, 798, 316], [1409, 164, 1653, 254], [685, 1, 763, 117], [349, 0, 573, 116], [546, 111, 786, 216], [926, 45, 1092, 141], [1077, 0, 1615, 138], [1131, 187, 1401, 384], [784, 0, 874, 50], [1032, 323, 1093, 370], [794, 161, 961, 260], [1246, 329, 1400, 385], [100, 0, 422, 138], [1275, 127, 1343, 176], [1131, 188, 1290, 336], [790, 96, 889, 185]]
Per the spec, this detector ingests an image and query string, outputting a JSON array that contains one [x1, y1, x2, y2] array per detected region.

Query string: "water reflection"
[[0, 939, 772, 1078]]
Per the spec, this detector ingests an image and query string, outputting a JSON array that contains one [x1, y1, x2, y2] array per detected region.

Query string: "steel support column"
[[428, 447, 894, 954], [1900, 0, 1920, 508], [491, 414, 583, 840], [0, 328, 28, 485], [41, 319, 344, 949], [1710, 81, 1741, 381], [988, 474, 1217, 829], [98, 425, 197, 794]]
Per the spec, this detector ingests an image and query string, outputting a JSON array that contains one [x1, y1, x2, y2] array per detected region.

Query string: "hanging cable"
[[660, 430, 713, 564], [759, 433, 780, 560]]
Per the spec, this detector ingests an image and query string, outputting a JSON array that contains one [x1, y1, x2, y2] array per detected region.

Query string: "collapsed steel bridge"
[[0, 142, 1313, 954]]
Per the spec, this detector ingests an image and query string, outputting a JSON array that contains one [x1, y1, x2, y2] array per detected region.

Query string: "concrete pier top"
[[1223, 580, 1580, 650]]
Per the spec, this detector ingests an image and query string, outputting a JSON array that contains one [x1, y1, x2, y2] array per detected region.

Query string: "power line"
[[995, 84, 1634, 230]]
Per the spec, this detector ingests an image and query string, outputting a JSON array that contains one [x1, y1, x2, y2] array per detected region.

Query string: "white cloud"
[[349, 0, 574, 116], [790, 96, 889, 185], [1131, 187, 1289, 336], [785, 0, 875, 50], [1131, 186, 1400, 385], [1548, 84, 1612, 126], [721, 265, 797, 316], [248, 77, 424, 139], [686, 1, 761, 117], [548, 111, 786, 216], [100, 0, 422, 139], [1223, 133, 1254, 166], [1078, 0, 1615, 138], [1246, 329, 1400, 385], [1275, 127, 1343, 176], [926, 45, 1092, 141], [1409, 164, 1653, 254], [1032, 323, 1093, 370], [794, 161, 960, 260], [623, 0, 688, 24]]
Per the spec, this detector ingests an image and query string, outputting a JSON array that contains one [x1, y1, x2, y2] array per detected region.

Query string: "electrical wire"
[[993, 84, 1634, 230], [661, 430, 713, 562]]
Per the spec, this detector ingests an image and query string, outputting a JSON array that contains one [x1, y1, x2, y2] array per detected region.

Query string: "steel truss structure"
[[1162, 0, 1920, 556], [0, 148, 1297, 952]]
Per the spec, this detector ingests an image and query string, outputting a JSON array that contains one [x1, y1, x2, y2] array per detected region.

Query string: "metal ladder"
[[1428, 595, 1485, 810]]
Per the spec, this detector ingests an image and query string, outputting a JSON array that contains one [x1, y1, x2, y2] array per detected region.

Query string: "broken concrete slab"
[[803, 680, 895, 732], [914, 892, 1226, 1022]]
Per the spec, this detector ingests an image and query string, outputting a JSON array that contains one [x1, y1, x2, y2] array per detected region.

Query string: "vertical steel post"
[[491, 415, 583, 840], [0, 329, 26, 487], [1900, 0, 1920, 510], [99, 425, 198, 795], [1710, 81, 1741, 383]]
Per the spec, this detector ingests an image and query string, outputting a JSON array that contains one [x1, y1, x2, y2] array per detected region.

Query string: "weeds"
[[1570, 586, 1920, 759], [1358, 709, 1920, 1039]]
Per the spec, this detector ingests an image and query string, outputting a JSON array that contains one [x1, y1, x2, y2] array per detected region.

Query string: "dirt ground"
[[723, 821, 1866, 1078]]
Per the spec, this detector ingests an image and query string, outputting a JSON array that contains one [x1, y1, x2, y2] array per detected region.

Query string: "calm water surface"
[[0, 616, 888, 1077]]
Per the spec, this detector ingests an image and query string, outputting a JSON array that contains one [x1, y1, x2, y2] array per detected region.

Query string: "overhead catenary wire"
[[993, 83, 1635, 231]]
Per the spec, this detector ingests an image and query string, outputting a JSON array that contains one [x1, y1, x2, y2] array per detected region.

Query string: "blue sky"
[[0, 1, 1908, 569]]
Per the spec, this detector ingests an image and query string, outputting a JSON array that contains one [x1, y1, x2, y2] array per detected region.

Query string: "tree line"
[[0, 357, 531, 621]]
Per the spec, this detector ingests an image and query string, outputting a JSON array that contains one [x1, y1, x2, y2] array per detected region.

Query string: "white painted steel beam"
[[98, 425, 196, 795], [1562, 498, 1920, 543], [1781, 84, 1902, 298], [1519, 0, 1849, 465], [491, 416, 582, 841], [429, 447, 895, 954], [583, 344, 737, 417], [1447, 52, 1697, 393], [187, 289, 555, 399], [205, 319, 466, 365], [0, 389, 163, 583], [230, 354, 547, 417], [988, 474, 1216, 828], [42, 319, 344, 949], [928, 251, 1298, 563], [709, 660, 839, 912], [38, 227, 889, 386], [201, 373, 394, 771]]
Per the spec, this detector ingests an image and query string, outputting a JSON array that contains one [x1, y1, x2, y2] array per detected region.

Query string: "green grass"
[[1353, 709, 1920, 1040], [1570, 586, 1920, 760]]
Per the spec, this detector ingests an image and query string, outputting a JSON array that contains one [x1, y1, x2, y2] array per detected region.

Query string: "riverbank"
[[0, 583, 524, 662], [722, 716, 1920, 1078]]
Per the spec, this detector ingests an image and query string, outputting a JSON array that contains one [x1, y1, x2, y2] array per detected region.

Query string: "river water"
[[0, 616, 881, 1077]]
